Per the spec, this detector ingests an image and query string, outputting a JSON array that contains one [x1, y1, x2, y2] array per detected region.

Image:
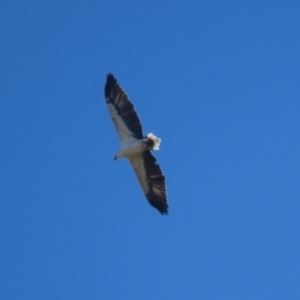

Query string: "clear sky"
[[1, 1, 300, 299]]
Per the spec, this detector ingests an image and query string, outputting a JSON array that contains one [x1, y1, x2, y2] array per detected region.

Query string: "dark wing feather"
[[105, 73, 143, 141], [130, 151, 168, 215]]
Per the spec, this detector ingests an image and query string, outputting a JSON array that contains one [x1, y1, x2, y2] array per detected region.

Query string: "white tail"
[[147, 133, 161, 150]]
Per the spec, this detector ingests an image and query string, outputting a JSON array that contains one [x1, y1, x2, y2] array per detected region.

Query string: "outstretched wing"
[[105, 73, 144, 141], [129, 151, 168, 215]]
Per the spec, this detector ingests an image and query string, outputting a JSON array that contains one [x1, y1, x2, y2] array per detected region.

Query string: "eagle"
[[104, 73, 168, 215]]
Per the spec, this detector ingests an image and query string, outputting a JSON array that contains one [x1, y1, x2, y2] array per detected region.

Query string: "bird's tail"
[[147, 133, 161, 150]]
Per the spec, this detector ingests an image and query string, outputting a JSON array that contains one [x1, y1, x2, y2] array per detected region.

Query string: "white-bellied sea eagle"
[[104, 74, 168, 215]]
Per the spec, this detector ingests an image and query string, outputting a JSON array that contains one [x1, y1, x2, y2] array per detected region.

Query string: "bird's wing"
[[105, 73, 143, 142], [129, 151, 168, 215]]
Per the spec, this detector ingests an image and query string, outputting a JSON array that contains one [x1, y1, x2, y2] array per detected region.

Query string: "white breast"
[[118, 138, 145, 158]]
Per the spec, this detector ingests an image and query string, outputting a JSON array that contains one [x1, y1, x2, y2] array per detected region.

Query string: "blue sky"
[[1, 1, 300, 299]]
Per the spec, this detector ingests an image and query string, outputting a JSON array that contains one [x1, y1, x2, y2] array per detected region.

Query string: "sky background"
[[1, 1, 300, 299]]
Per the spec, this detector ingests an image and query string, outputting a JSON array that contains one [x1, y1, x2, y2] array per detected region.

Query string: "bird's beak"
[[114, 155, 117, 161]]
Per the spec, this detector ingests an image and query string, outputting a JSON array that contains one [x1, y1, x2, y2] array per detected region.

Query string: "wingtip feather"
[[105, 73, 117, 99]]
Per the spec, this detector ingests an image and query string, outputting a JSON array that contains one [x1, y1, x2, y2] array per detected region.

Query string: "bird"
[[104, 73, 168, 215]]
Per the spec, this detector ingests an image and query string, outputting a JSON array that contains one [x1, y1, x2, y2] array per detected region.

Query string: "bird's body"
[[104, 74, 168, 215], [116, 137, 148, 159]]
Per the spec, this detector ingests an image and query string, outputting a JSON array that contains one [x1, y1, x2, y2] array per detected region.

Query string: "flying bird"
[[104, 73, 168, 215]]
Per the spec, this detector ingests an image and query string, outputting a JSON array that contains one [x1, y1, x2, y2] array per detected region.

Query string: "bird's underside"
[[104, 73, 168, 215]]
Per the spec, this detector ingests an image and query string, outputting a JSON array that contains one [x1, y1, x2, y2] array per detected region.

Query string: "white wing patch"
[[129, 154, 150, 195], [107, 103, 136, 142]]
